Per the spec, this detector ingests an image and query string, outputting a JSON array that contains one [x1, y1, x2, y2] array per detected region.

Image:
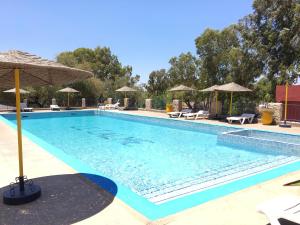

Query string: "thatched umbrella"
[[3, 88, 30, 107], [3, 88, 30, 94], [168, 85, 195, 92], [0, 50, 92, 205], [115, 86, 137, 98], [200, 85, 220, 92], [168, 85, 195, 107], [216, 82, 252, 92], [216, 82, 252, 115], [58, 87, 79, 108]]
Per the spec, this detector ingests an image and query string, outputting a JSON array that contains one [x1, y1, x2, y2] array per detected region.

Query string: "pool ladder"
[[95, 106, 105, 115]]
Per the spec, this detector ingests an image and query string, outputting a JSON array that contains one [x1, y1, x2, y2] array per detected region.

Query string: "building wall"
[[276, 85, 300, 122]]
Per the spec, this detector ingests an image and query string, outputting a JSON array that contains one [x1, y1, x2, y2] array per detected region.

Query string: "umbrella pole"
[[68, 92, 70, 108], [279, 81, 291, 128], [284, 81, 288, 122], [14, 69, 24, 182], [3, 68, 41, 205], [229, 92, 233, 116], [215, 91, 218, 118]]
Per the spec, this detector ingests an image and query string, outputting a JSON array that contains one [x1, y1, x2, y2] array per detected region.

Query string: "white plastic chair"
[[226, 113, 255, 124], [167, 109, 192, 118], [20, 103, 33, 112], [184, 110, 209, 120], [50, 104, 61, 111], [257, 195, 300, 225]]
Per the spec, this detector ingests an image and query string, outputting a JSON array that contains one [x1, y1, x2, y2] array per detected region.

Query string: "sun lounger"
[[50, 104, 61, 111], [226, 113, 255, 124], [184, 110, 209, 120], [257, 195, 300, 225], [20, 103, 33, 112], [167, 108, 192, 118], [103, 101, 120, 110]]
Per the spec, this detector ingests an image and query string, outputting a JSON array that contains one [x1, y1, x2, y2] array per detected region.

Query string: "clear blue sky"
[[0, 0, 253, 83]]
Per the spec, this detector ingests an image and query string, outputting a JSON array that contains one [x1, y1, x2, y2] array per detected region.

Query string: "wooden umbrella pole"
[[68, 92, 70, 107], [284, 81, 288, 121], [215, 91, 218, 116], [229, 92, 233, 116], [14, 69, 24, 187]]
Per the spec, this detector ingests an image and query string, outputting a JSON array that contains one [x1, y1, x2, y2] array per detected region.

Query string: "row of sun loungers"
[[9, 101, 122, 112], [167, 108, 193, 118], [167, 108, 255, 124], [168, 109, 210, 120], [6, 103, 61, 112], [98, 101, 120, 110]]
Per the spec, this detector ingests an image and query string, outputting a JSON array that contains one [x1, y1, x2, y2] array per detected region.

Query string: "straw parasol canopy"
[[168, 85, 195, 92], [215, 82, 252, 92], [115, 86, 137, 92], [58, 87, 80, 108], [216, 82, 252, 116], [168, 85, 195, 108], [116, 86, 137, 98], [0, 50, 92, 89], [3, 88, 30, 94], [0, 50, 93, 205], [200, 85, 220, 92], [58, 87, 79, 93]]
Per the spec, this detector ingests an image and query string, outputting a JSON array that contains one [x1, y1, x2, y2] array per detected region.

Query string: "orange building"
[[276, 85, 300, 122]]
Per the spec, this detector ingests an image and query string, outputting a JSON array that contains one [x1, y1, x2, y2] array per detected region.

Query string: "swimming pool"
[[1, 110, 300, 220]]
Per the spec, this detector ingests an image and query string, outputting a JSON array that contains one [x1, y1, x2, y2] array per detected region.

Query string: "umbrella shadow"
[[0, 173, 118, 225]]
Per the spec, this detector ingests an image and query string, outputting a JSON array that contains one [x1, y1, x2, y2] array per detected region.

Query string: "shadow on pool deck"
[[0, 173, 118, 225], [266, 219, 300, 225]]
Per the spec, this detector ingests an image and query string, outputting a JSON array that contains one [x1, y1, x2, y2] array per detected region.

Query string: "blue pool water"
[[1, 110, 300, 219]]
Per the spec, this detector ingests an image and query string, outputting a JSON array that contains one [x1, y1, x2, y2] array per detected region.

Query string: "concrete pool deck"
[[0, 109, 300, 225]]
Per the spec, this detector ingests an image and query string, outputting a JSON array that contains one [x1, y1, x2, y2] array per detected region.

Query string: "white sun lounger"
[[50, 104, 61, 111], [184, 110, 209, 120], [257, 195, 300, 225], [167, 109, 192, 118], [226, 113, 255, 124], [20, 103, 33, 112], [102, 101, 120, 110]]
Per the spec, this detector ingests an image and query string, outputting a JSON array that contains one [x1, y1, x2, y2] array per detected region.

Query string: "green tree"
[[57, 47, 140, 83], [226, 24, 264, 85], [248, 0, 300, 98], [56, 47, 140, 104], [195, 28, 238, 87], [146, 69, 169, 96], [167, 52, 202, 108], [168, 52, 201, 87], [70, 78, 105, 105], [254, 76, 273, 103]]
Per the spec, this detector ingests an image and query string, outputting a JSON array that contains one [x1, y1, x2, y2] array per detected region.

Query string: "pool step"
[[139, 156, 280, 196], [139, 155, 299, 204]]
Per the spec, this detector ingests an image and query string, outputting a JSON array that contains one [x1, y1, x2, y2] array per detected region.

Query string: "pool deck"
[[1, 109, 300, 225]]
